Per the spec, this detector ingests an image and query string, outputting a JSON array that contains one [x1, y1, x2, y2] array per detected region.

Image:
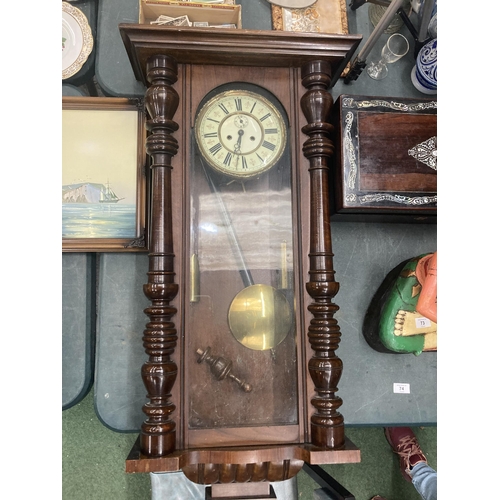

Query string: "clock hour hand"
[[233, 129, 244, 155]]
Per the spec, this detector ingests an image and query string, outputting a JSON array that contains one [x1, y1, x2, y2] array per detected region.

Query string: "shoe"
[[384, 427, 427, 482], [370, 496, 388, 500]]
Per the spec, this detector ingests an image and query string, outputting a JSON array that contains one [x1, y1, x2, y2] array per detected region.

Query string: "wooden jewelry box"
[[330, 95, 437, 223]]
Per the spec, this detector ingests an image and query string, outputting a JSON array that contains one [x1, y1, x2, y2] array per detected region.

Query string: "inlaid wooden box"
[[330, 95, 437, 222]]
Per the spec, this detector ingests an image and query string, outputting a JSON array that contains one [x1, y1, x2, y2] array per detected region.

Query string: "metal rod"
[[398, 7, 418, 40], [357, 0, 406, 61], [201, 161, 254, 288], [418, 0, 436, 42], [302, 463, 355, 500]]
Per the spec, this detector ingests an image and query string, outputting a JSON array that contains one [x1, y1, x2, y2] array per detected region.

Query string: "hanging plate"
[[62, 2, 94, 80], [267, 0, 317, 7]]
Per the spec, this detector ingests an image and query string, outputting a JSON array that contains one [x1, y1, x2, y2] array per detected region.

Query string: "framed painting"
[[62, 97, 148, 252]]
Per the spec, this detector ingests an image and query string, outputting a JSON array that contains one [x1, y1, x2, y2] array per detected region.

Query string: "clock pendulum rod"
[[201, 160, 254, 289], [199, 159, 292, 353]]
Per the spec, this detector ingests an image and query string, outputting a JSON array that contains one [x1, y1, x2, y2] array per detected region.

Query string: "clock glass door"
[[186, 82, 299, 443]]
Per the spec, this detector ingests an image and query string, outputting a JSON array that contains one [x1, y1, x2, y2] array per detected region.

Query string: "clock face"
[[194, 89, 287, 179]]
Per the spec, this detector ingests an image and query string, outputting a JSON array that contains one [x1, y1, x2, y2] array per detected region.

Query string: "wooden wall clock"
[[119, 26, 362, 498]]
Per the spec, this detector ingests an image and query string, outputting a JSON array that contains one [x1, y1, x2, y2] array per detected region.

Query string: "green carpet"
[[63, 389, 436, 500], [62, 389, 151, 500]]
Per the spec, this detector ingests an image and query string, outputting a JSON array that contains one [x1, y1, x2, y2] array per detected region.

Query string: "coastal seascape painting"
[[62, 97, 147, 252]]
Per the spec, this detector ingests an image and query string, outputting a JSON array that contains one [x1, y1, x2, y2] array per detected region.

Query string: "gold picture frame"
[[271, 0, 349, 34], [271, 0, 350, 76], [62, 97, 148, 252]]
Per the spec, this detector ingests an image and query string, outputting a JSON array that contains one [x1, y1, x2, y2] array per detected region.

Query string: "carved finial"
[[196, 347, 252, 393]]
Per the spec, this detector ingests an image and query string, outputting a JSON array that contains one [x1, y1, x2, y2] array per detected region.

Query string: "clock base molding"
[[125, 436, 361, 477]]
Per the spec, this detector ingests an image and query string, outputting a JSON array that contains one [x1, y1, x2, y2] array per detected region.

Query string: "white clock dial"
[[195, 89, 287, 179]]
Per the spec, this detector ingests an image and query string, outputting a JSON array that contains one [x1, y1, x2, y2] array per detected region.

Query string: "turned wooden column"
[[140, 54, 180, 457], [301, 60, 344, 449]]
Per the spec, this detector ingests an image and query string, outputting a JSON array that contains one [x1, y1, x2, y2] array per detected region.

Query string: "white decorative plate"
[[267, 0, 317, 7], [62, 2, 94, 80]]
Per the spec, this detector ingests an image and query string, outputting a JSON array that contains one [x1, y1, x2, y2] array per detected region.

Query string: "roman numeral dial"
[[195, 89, 287, 179]]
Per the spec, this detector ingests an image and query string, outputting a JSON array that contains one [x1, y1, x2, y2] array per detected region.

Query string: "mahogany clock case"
[[118, 25, 363, 477]]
